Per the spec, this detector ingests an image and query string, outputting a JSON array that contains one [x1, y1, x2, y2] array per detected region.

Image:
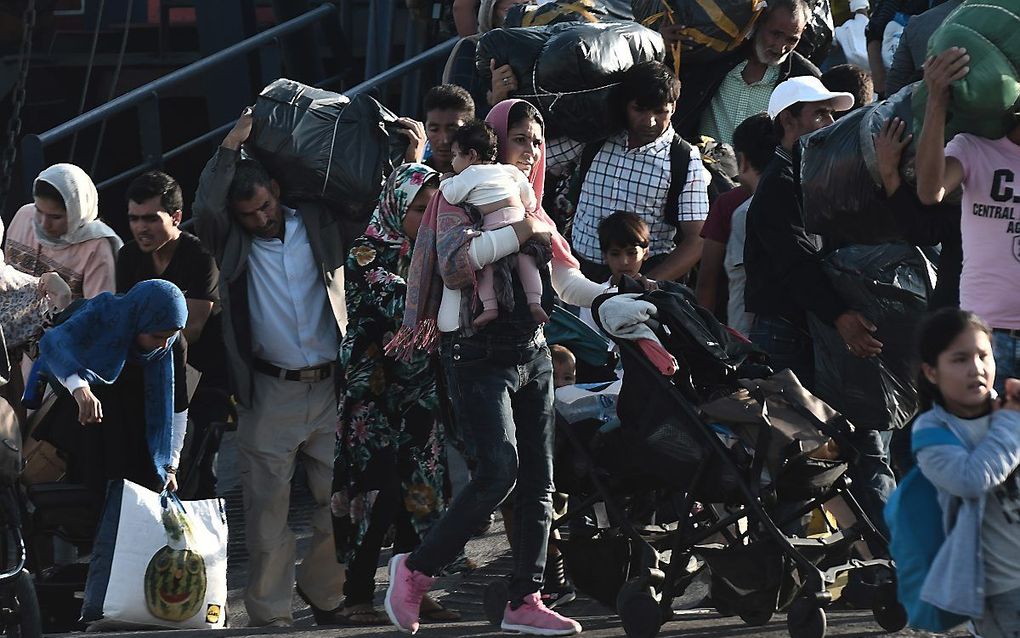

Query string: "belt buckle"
[[298, 368, 319, 383]]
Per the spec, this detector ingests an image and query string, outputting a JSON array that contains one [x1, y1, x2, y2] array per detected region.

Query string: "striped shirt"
[[550, 128, 710, 264], [698, 61, 781, 144]]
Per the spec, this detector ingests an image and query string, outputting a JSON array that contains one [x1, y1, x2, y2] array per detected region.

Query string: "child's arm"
[[916, 410, 1020, 499], [438, 173, 469, 206], [916, 48, 968, 205]]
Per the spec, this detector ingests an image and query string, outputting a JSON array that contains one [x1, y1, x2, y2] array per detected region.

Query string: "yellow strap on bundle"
[[641, 0, 767, 74], [522, 0, 600, 26]]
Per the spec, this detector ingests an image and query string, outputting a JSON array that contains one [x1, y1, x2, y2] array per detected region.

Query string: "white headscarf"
[[32, 163, 122, 250]]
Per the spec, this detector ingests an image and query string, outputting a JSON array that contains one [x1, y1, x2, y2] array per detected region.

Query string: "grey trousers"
[[236, 371, 345, 625]]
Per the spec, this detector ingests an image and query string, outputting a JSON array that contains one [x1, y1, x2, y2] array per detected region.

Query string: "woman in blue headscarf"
[[28, 279, 189, 498]]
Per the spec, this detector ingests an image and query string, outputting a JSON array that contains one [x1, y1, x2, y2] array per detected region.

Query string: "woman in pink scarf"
[[385, 100, 604, 636]]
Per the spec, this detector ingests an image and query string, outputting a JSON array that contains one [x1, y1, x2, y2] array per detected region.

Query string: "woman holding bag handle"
[[25, 279, 189, 503]]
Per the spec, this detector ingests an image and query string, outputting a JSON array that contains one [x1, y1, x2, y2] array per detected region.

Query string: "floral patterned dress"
[[331, 164, 448, 564]]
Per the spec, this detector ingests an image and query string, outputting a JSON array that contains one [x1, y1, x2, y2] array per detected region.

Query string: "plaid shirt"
[[698, 61, 780, 145], [550, 128, 710, 263]]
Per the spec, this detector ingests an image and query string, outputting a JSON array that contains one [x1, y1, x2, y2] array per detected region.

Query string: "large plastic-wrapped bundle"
[[477, 21, 665, 142], [808, 244, 936, 431], [633, 0, 765, 64], [800, 85, 918, 244], [247, 79, 408, 221], [912, 0, 1020, 140]]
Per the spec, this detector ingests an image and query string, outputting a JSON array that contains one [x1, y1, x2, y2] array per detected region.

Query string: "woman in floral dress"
[[331, 163, 458, 625]]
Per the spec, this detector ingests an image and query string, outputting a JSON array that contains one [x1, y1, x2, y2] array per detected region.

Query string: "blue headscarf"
[[33, 279, 188, 479]]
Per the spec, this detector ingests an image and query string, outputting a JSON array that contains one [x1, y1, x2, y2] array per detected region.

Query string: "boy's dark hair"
[[423, 84, 476, 118], [126, 170, 184, 213], [452, 119, 498, 163], [916, 308, 992, 410], [821, 65, 873, 118], [598, 211, 650, 252], [732, 113, 779, 174], [611, 61, 681, 128], [227, 159, 275, 206], [33, 180, 66, 209]]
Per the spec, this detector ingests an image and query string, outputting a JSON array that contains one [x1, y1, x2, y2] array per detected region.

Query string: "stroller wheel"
[[787, 597, 826, 638], [4, 570, 42, 638], [739, 610, 774, 626], [617, 579, 663, 638], [483, 580, 509, 626], [872, 603, 908, 633]]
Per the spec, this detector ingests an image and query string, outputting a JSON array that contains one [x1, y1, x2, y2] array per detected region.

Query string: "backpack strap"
[[664, 132, 696, 227], [912, 425, 964, 454], [576, 139, 606, 188]]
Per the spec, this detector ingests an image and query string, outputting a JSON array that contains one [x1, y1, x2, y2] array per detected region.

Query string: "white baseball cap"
[[767, 76, 856, 120], [850, 0, 870, 12]]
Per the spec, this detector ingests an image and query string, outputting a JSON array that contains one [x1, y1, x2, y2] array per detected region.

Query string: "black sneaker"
[[473, 511, 496, 537], [541, 581, 577, 609]]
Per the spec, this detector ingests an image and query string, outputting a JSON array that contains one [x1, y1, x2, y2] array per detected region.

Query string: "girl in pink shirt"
[[917, 47, 1020, 392]]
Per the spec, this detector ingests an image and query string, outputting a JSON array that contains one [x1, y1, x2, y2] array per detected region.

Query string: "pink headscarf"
[[388, 99, 579, 359], [484, 99, 578, 270]]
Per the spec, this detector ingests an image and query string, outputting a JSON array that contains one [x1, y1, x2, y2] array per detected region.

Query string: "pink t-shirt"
[[946, 134, 1020, 329]]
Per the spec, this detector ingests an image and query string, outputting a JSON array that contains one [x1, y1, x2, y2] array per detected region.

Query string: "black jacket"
[[673, 44, 820, 141], [743, 147, 846, 327]]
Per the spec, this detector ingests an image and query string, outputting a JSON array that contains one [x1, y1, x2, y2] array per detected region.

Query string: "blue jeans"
[[845, 429, 895, 541], [750, 315, 816, 390], [408, 329, 556, 603], [993, 330, 1020, 395]]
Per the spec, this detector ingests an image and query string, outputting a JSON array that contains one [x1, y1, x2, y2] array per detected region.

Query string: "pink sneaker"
[[501, 592, 582, 636], [384, 553, 434, 634]]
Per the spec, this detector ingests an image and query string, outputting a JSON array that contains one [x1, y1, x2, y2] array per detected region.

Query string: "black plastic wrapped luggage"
[[808, 244, 935, 431], [796, 0, 835, 64], [476, 21, 665, 142], [248, 79, 408, 222], [800, 85, 918, 244]]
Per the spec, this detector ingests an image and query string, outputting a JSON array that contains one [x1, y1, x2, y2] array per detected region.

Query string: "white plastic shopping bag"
[[82, 480, 228, 629]]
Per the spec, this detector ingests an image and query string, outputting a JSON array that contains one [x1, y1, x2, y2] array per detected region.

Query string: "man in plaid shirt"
[[548, 61, 711, 283]]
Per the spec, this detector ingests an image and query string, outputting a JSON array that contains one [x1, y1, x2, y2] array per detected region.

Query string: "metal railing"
[[19, 2, 457, 195]]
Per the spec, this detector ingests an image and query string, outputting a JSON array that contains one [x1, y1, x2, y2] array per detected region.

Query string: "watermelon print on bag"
[[82, 480, 227, 630], [143, 505, 208, 622]]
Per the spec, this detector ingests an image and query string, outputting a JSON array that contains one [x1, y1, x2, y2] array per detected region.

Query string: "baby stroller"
[[536, 281, 906, 638], [0, 331, 43, 638]]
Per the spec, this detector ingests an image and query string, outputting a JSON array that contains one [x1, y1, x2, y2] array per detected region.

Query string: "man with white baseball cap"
[[744, 74, 871, 384], [744, 76, 896, 540]]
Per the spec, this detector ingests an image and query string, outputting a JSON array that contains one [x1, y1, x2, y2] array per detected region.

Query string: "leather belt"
[[253, 358, 333, 383], [994, 328, 1020, 339]]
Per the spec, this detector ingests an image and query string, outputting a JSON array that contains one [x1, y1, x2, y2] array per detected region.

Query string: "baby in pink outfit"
[[439, 120, 548, 328]]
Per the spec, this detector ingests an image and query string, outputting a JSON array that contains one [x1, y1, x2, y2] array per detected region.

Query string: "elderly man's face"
[[754, 7, 807, 66]]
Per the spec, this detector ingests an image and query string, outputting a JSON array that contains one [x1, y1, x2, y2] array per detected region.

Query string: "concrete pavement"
[[57, 433, 963, 638]]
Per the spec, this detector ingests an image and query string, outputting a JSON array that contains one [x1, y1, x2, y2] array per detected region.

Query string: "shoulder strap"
[[664, 132, 695, 226], [577, 139, 606, 187], [912, 423, 964, 454]]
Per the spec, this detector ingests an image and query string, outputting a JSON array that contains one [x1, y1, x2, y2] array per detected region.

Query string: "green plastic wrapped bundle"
[[912, 0, 1020, 139]]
